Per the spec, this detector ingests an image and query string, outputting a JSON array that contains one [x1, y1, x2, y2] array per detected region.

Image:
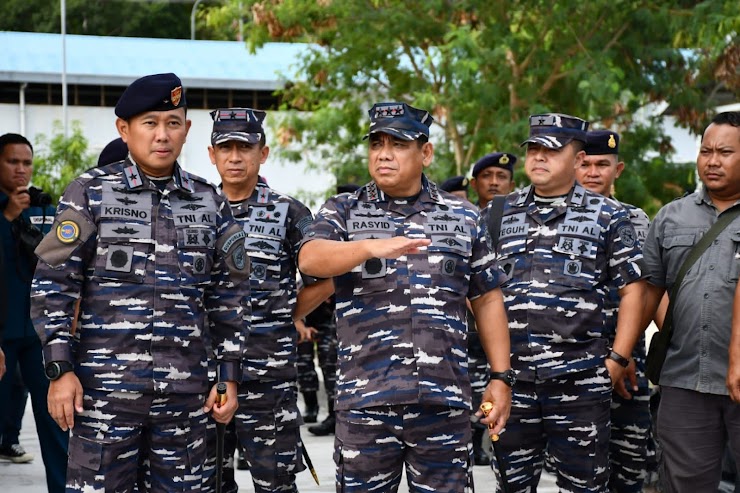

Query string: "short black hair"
[[702, 111, 740, 142], [0, 133, 33, 156], [711, 111, 740, 127]]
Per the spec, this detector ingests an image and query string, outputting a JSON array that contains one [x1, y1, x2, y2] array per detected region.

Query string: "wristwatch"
[[607, 349, 630, 368], [45, 361, 74, 381], [490, 369, 516, 387]]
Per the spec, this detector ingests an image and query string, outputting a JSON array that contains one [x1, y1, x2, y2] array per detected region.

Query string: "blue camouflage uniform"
[[604, 201, 656, 492], [0, 193, 68, 492], [303, 174, 504, 492], [31, 74, 251, 493], [485, 180, 644, 492], [226, 182, 314, 493], [200, 107, 316, 493]]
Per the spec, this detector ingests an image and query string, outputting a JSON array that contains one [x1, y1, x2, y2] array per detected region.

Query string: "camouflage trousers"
[[334, 404, 474, 493], [203, 380, 306, 493], [296, 320, 338, 401], [66, 388, 208, 493], [608, 344, 657, 493], [468, 331, 490, 431], [496, 366, 612, 493]]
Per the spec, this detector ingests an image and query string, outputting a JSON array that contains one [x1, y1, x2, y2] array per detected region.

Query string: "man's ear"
[[615, 161, 625, 179], [208, 146, 216, 165], [260, 145, 270, 164], [422, 141, 434, 168], [115, 118, 129, 142]]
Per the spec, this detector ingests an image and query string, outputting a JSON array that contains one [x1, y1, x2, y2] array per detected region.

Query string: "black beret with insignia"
[[585, 130, 620, 155], [364, 102, 434, 141], [115, 73, 186, 120], [210, 107, 267, 145], [472, 152, 517, 177], [520, 113, 589, 150], [439, 175, 469, 193]]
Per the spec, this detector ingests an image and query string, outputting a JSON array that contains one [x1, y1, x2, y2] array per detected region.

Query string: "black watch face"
[[45, 363, 59, 380]]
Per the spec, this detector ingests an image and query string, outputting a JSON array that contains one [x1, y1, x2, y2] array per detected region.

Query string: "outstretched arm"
[[298, 236, 431, 278]]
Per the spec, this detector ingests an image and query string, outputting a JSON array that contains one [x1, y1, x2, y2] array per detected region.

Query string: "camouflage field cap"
[[520, 113, 589, 150], [472, 152, 517, 177], [364, 102, 434, 141], [210, 107, 266, 145], [115, 73, 186, 119], [584, 130, 620, 155]]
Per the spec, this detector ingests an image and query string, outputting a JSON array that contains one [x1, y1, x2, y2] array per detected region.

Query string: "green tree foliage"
[[0, 0, 192, 39], [215, 0, 737, 213], [33, 121, 96, 204]]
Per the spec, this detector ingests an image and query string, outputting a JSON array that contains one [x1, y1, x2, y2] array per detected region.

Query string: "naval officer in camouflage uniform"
[[204, 107, 333, 493], [576, 130, 656, 492], [299, 102, 513, 493], [468, 151, 518, 465], [482, 114, 646, 493], [30, 73, 251, 493]]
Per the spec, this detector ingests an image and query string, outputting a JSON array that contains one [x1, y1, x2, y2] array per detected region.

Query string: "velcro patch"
[[36, 207, 97, 268], [216, 223, 250, 283]]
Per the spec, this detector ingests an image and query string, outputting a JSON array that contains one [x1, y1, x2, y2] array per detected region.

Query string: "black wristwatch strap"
[[607, 350, 630, 368], [490, 369, 516, 387], [45, 361, 74, 381]]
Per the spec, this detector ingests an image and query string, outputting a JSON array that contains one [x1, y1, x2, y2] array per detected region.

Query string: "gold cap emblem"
[[499, 154, 510, 165], [171, 86, 182, 106], [608, 134, 616, 149]]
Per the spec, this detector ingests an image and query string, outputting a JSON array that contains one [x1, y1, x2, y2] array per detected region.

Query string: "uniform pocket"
[[728, 231, 740, 282], [93, 242, 150, 283], [660, 229, 697, 285]]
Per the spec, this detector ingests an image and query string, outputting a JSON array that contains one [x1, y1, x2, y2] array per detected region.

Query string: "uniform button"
[[704, 293, 709, 299], [709, 265, 715, 270], [702, 325, 708, 331], [714, 239, 720, 245]]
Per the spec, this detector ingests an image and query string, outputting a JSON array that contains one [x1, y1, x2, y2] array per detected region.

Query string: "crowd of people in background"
[[0, 71, 738, 493]]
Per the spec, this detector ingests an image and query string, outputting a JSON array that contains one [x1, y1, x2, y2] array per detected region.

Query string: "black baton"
[[215, 383, 227, 493], [480, 402, 511, 493]]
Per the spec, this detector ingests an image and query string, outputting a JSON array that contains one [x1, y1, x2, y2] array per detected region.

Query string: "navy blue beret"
[[521, 113, 589, 149], [472, 152, 517, 177], [440, 175, 469, 193], [585, 130, 620, 155], [364, 102, 434, 141], [97, 138, 128, 167], [115, 73, 186, 120], [210, 107, 267, 145]]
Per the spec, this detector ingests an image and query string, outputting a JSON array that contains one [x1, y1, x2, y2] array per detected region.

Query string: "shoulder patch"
[[617, 223, 637, 248], [295, 215, 313, 236], [56, 220, 80, 243], [36, 207, 97, 268], [216, 223, 250, 283]]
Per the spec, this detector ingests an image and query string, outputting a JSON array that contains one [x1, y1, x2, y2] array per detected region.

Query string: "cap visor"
[[212, 132, 261, 145], [519, 135, 572, 150], [363, 128, 419, 141]]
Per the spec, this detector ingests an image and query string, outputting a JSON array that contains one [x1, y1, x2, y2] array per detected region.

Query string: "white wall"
[[0, 103, 335, 210]]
